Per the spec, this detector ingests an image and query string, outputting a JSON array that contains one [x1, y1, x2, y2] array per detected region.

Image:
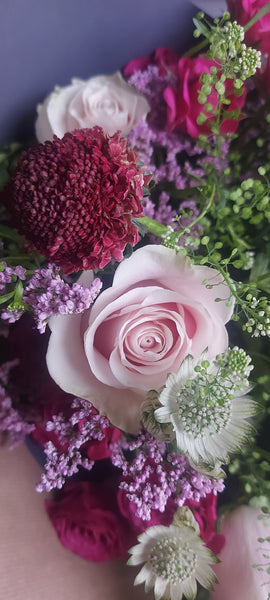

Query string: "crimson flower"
[[8, 127, 148, 273]]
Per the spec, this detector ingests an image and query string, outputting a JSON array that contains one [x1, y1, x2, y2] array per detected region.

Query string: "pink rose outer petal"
[[211, 506, 270, 600], [47, 246, 234, 433]]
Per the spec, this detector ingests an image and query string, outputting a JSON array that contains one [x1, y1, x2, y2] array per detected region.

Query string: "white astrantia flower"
[[128, 522, 218, 600], [154, 349, 257, 466]]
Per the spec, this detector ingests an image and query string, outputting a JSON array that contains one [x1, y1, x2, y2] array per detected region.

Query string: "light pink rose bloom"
[[211, 506, 270, 600], [46, 245, 233, 433], [35, 72, 150, 142]]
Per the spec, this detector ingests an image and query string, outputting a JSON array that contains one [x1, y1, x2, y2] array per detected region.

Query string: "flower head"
[[155, 350, 257, 465], [128, 520, 218, 600], [9, 127, 146, 273], [35, 71, 150, 142]]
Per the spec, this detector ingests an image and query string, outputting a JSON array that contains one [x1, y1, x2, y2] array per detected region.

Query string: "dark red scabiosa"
[[8, 127, 148, 273]]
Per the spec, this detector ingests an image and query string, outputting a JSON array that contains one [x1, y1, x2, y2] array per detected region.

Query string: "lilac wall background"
[[0, 0, 199, 145]]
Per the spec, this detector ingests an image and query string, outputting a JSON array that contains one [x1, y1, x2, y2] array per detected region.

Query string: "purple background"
[[0, 0, 198, 145]]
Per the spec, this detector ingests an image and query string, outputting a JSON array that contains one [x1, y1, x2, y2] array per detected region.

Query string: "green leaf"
[[193, 18, 209, 38], [132, 218, 149, 237], [0, 224, 22, 242], [250, 253, 269, 282], [13, 279, 24, 304], [0, 290, 15, 305], [0, 166, 9, 191], [256, 272, 270, 293], [136, 217, 168, 237]]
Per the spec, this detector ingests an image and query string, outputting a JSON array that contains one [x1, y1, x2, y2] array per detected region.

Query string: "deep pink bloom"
[[186, 492, 225, 554], [85, 425, 121, 460], [8, 127, 147, 274], [118, 488, 176, 531], [228, 0, 270, 54], [46, 480, 134, 561], [124, 47, 179, 77], [118, 484, 224, 555], [164, 56, 246, 137]]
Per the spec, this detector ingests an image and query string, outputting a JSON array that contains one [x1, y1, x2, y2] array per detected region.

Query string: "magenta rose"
[[118, 481, 176, 532], [186, 492, 225, 555], [46, 245, 234, 433], [164, 56, 246, 137], [228, 0, 270, 54], [46, 480, 133, 562], [83, 422, 121, 460], [124, 47, 179, 78], [118, 484, 224, 555]]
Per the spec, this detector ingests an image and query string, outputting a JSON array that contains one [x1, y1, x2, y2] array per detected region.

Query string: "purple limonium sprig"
[[36, 440, 95, 492], [128, 65, 172, 128], [0, 262, 26, 291], [24, 265, 102, 333], [110, 431, 224, 521], [1, 263, 102, 331], [36, 398, 111, 492], [129, 119, 205, 190], [0, 360, 34, 448]]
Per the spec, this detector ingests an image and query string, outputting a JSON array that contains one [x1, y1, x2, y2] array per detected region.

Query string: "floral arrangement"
[[1, 1, 270, 599]]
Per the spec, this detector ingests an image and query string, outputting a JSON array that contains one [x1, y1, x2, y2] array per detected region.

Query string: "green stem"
[[183, 38, 208, 58], [177, 185, 215, 240], [244, 2, 270, 31], [1, 256, 33, 262]]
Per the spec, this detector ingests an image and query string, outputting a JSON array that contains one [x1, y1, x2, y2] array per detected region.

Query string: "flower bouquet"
[[1, 0, 270, 598]]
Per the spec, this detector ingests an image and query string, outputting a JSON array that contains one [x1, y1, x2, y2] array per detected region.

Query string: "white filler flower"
[[128, 523, 218, 600], [155, 351, 257, 465]]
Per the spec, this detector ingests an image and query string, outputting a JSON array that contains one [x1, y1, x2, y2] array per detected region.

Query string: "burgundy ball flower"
[[9, 127, 147, 273]]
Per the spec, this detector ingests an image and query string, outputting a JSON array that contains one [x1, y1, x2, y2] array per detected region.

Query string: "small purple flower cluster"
[[24, 265, 102, 333], [110, 431, 224, 521], [0, 360, 34, 448], [36, 440, 94, 492], [128, 65, 171, 128], [129, 118, 204, 190], [36, 398, 110, 492], [1, 263, 102, 332], [0, 262, 26, 291]]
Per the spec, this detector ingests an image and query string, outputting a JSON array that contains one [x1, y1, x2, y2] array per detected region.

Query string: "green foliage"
[[0, 143, 22, 191]]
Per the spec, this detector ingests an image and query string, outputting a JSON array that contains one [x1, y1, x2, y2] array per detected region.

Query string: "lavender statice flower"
[[0, 262, 26, 291], [36, 440, 94, 492], [154, 191, 177, 225], [24, 265, 102, 333], [36, 398, 111, 492], [1, 263, 102, 330], [128, 65, 172, 128], [1, 309, 23, 323], [110, 431, 224, 522], [0, 360, 34, 448], [129, 119, 204, 190]]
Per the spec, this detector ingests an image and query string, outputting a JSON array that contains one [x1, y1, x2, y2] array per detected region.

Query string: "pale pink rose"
[[35, 72, 150, 142], [211, 506, 270, 600], [46, 245, 233, 433]]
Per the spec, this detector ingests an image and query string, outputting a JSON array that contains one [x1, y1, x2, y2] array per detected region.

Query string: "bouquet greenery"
[[1, 1, 270, 599]]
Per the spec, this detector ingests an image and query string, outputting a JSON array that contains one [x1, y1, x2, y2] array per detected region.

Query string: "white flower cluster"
[[128, 510, 218, 600], [154, 348, 257, 465]]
